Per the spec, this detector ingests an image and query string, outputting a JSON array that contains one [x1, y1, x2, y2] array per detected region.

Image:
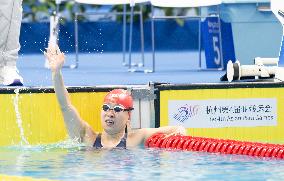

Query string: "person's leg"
[[0, 0, 23, 86]]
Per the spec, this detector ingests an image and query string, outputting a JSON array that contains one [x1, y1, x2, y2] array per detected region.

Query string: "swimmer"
[[44, 45, 187, 149]]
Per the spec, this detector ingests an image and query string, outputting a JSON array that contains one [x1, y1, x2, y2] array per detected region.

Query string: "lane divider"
[[145, 133, 284, 159]]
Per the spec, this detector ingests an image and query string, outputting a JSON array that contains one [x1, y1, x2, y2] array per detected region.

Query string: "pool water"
[[0, 142, 284, 181]]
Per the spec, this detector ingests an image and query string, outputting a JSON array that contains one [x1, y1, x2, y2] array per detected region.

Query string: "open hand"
[[164, 126, 187, 138], [44, 45, 65, 72]]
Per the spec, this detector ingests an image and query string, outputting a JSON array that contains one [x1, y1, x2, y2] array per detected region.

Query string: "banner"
[[169, 98, 277, 128]]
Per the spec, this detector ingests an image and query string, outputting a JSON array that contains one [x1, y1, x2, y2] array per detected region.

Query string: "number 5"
[[213, 36, 220, 65]]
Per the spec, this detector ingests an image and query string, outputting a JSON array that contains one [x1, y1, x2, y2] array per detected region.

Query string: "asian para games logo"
[[173, 104, 199, 123]]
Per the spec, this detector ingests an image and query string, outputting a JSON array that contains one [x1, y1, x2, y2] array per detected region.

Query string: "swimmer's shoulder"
[[83, 128, 99, 147]]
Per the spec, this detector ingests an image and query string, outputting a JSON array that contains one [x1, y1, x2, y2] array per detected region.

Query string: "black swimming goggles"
[[102, 104, 134, 113]]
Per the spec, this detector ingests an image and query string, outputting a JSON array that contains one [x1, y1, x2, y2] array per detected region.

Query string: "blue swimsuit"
[[93, 133, 127, 149]]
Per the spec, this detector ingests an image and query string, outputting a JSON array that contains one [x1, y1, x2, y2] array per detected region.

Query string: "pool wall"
[[1, 82, 284, 146], [158, 82, 284, 143], [0, 86, 155, 146], [0, 88, 107, 146]]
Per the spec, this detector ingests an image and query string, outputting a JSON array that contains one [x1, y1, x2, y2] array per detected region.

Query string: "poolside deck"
[[15, 51, 226, 87]]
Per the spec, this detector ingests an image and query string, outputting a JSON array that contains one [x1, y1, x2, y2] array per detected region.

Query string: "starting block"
[[222, 0, 284, 82]]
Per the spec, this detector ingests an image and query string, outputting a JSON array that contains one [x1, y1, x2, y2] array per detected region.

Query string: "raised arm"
[[44, 46, 96, 145]]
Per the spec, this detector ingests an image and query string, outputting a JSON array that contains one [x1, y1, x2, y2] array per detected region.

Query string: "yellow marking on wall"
[[160, 88, 284, 143], [0, 174, 56, 181], [0, 92, 107, 146]]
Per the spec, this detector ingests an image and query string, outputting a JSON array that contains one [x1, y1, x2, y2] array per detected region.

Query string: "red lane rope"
[[145, 133, 284, 159]]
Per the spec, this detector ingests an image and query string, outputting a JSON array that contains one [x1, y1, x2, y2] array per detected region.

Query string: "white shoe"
[[0, 72, 2, 85], [0, 66, 23, 86]]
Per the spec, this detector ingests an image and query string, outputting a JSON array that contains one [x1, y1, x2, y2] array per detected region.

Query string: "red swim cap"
[[103, 89, 133, 109]]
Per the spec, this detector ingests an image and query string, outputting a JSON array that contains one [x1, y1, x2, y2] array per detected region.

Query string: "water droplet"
[[13, 88, 29, 145]]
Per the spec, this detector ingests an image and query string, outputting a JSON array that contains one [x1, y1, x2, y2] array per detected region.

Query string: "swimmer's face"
[[101, 102, 130, 134]]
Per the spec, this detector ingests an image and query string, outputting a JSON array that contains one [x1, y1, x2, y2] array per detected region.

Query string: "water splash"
[[13, 88, 29, 145], [1, 139, 85, 152]]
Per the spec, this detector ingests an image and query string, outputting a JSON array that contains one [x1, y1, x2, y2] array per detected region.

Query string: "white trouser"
[[0, 0, 22, 68]]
